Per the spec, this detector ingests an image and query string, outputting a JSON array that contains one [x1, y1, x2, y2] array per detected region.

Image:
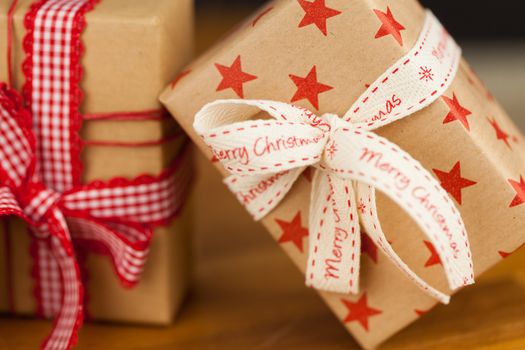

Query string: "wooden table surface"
[[2, 6, 525, 350]]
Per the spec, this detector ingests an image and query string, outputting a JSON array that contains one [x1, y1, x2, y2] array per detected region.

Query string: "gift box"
[[160, 0, 525, 348], [0, 0, 193, 348]]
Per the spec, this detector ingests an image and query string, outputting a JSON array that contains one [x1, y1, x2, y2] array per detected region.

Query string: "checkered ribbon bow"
[[195, 12, 475, 305], [0, 84, 186, 349]]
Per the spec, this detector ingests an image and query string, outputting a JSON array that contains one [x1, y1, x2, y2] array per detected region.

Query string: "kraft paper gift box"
[[0, 0, 194, 329], [160, 0, 525, 348]]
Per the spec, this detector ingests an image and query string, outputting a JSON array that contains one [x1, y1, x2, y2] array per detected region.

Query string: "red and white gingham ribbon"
[[1, 0, 191, 349], [194, 11, 474, 303], [0, 83, 190, 350]]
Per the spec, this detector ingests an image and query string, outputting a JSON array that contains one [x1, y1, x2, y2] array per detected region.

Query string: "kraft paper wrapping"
[[160, 0, 525, 348], [0, 0, 194, 324]]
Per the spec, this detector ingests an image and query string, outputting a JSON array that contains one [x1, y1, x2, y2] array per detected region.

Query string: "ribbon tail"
[[357, 183, 451, 304], [40, 210, 83, 350], [225, 168, 305, 221], [306, 170, 361, 294], [67, 217, 152, 287], [325, 128, 474, 292]]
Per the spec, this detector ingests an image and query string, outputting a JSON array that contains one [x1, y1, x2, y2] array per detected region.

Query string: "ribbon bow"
[[0, 84, 186, 349], [194, 11, 474, 304]]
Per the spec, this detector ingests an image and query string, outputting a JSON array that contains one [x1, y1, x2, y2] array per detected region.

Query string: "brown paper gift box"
[[0, 0, 194, 324], [160, 0, 525, 348]]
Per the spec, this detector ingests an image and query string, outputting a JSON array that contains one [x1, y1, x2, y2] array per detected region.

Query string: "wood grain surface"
[[1, 6, 525, 350]]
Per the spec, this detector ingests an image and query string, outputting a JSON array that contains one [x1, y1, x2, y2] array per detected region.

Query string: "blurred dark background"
[[196, 0, 525, 39]]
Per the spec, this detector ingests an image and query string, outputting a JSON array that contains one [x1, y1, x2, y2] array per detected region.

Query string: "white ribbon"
[[194, 11, 474, 304]]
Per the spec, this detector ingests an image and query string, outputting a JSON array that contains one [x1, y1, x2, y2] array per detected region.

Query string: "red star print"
[[342, 294, 382, 331], [488, 118, 511, 149], [170, 69, 191, 89], [442, 94, 473, 131], [433, 162, 477, 205], [423, 240, 441, 267], [373, 7, 405, 46], [297, 0, 342, 36], [215, 55, 257, 98], [508, 176, 525, 208], [289, 66, 333, 110], [275, 212, 309, 253], [361, 233, 378, 264]]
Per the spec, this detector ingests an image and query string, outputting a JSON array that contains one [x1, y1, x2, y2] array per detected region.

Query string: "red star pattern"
[[373, 7, 405, 46], [215, 55, 258, 98], [508, 176, 525, 208], [170, 69, 191, 89], [488, 118, 511, 149], [342, 294, 382, 331], [361, 232, 378, 264], [442, 94, 473, 131], [433, 162, 477, 205], [275, 212, 309, 252], [423, 240, 441, 267], [289, 66, 333, 110], [297, 0, 342, 36]]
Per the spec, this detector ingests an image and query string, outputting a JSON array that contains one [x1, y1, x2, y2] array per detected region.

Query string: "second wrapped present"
[[161, 0, 525, 348]]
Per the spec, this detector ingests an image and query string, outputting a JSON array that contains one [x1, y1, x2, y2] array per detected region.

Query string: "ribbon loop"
[[0, 84, 34, 189], [323, 128, 473, 290], [356, 183, 451, 303], [195, 100, 329, 176], [225, 170, 304, 220], [67, 217, 151, 286]]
